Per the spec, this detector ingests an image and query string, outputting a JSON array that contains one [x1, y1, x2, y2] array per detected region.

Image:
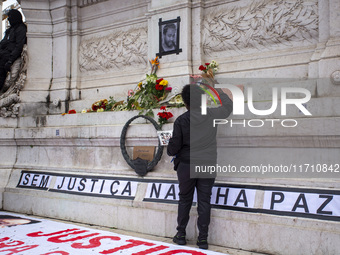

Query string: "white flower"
[[210, 60, 218, 68], [175, 95, 184, 104], [81, 109, 87, 113]]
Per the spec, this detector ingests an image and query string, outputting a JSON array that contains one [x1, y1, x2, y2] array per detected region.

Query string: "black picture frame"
[[157, 16, 182, 58]]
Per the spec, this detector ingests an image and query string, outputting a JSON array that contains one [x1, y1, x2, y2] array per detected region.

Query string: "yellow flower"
[[138, 82, 142, 89], [97, 108, 104, 112], [159, 79, 168, 86]]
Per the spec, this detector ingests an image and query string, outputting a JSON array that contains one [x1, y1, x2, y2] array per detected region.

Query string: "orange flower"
[[149, 56, 159, 66]]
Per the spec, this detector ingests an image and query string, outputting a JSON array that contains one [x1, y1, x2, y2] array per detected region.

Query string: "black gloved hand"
[[4, 61, 12, 72]]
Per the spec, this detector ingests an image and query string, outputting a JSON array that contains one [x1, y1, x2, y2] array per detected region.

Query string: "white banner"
[[16, 171, 340, 221], [211, 186, 256, 209], [0, 212, 226, 255], [18, 173, 52, 190], [263, 190, 340, 216], [144, 183, 256, 209], [52, 176, 138, 199]]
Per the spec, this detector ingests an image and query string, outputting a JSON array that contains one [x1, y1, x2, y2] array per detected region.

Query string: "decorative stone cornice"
[[78, 0, 109, 7]]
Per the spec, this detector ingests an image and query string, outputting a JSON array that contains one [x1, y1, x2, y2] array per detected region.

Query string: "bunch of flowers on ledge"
[[92, 99, 108, 112], [89, 97, 122, 113], [127, 56, 173, 117], [61, 56, 184, 126], [157, 106, 173, 128]]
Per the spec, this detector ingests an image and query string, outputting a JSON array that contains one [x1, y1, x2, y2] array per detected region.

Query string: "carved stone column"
[[315, 0, 340, 96], [191, 0, 204, 74], [20, 0, 80, 116], [47, 0, 76, 114], [19, 0, 53, 116]]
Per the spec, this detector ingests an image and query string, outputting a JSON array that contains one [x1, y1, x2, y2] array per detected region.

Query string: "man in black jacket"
[[0, 9, 27, 91], [167, 84, 234, 249]]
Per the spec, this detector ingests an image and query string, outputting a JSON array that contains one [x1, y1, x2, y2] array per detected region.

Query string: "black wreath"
[[120, 115, 164, 176]]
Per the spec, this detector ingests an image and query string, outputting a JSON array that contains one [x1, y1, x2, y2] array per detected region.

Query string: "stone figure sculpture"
[[0, 9, 28, 118], [0, 44, 27, 117]]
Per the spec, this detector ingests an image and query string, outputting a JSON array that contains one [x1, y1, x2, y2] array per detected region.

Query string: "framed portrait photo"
[[157, 17, 182, 58]]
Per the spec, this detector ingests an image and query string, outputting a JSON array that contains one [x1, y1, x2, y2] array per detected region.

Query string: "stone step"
[[1, 116, 336, 142], [4, 95, 338, 129], [15, 107, 185, 128]]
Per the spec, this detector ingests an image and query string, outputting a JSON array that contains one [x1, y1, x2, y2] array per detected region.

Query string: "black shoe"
[[173, 234, 186, 245], [197, 239, 208, 250]]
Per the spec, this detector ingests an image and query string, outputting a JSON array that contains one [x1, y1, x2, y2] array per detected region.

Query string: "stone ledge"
[[2, 117, 338, 139], [6, 135, 340, 149], [9, 96, 340, 129], [15, 108, 184, 128]]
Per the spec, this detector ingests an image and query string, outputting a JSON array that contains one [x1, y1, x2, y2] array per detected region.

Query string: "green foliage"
[[127, 74, 169, 117], [105, 96, 117, 111]]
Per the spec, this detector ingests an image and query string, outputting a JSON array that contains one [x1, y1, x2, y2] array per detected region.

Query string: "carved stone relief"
[[78, 0, 108, 7], [203, 0, 319, 56], [79, 26, 148, 73], [0, 45, 27, 118]]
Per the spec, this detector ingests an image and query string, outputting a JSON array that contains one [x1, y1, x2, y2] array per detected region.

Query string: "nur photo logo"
[[200, 83, 312, 128]]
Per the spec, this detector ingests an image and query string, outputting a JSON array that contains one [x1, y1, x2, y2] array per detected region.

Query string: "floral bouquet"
[[194, 60, 219, 87], [199, 60, 219, 79], [127, 57, 172, 116], [90, 97, 120, 112], [74, 56, 182, 117], [157, 106, 173, 127], [91, 99, 108, 112], [167, 94, 185, 107]]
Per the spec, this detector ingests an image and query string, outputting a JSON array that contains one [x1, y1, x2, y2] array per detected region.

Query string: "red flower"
[[157, 107, 173, 126], [157, 111, 173, 120], [156, 78, 164, 83], [199, 65, 207, 71], [164, 112, 173, 120], [157, 112, 165, 118], [68, 109, 76, 114], [155, 84, 163, 91], [165, 87, 172, 92], [205, 63, 210, 66]]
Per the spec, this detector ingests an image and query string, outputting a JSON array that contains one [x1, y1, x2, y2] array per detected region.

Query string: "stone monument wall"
[[1, 0, 340, 254]]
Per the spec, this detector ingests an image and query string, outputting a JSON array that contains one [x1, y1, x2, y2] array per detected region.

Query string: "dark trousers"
[[176, 162, 215, 240]]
